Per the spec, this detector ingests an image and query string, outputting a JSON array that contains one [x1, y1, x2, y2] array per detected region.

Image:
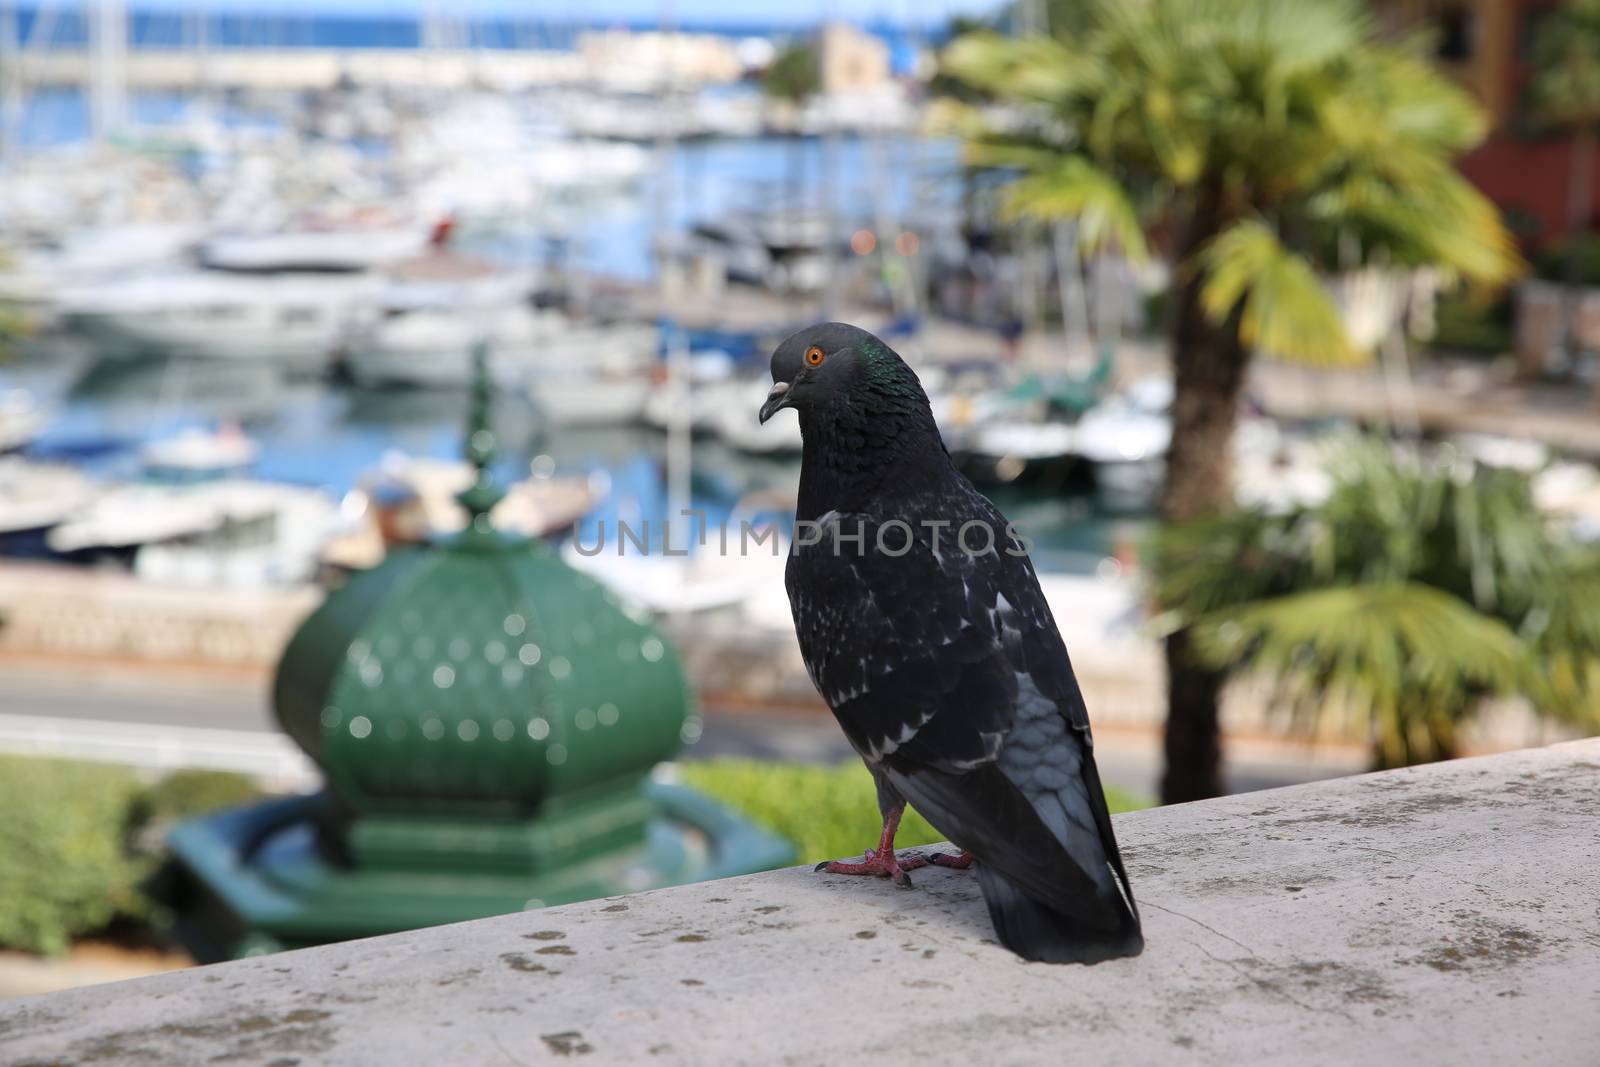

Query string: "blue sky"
[[117, 0, 1007, 28]]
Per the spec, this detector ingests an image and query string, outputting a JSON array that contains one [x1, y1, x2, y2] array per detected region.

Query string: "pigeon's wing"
[[785, 507, 1016, 770], [786, 499, 1139, 948]]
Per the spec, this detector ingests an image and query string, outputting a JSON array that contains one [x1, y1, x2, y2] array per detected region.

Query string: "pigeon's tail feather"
[[977, 863, 1144, 964]]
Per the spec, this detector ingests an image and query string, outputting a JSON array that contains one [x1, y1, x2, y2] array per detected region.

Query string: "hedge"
[[680, 758, 1147, 866], [0, 758, 260, 955], [0, 756, 1147, 955]]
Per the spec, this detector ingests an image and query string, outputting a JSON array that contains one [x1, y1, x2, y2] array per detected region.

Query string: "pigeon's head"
[[758, 322, 927, 427]]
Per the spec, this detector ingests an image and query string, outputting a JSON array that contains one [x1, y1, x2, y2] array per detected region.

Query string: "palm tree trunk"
[[1159, 188, 1251, 804]]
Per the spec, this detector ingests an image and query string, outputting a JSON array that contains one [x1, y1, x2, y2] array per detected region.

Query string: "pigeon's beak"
[[758, 380, 792, 424]]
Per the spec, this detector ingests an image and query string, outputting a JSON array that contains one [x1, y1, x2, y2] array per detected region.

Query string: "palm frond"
[[1146, 433, 1600, 761], [1522, 554, 1600, 727], [1198, 219, 1361, 365], [940, 32, 1099, 108], [938, 0, 1520, 290], [998, 157, 1150, 261], [1192, 583, 1527, 765]]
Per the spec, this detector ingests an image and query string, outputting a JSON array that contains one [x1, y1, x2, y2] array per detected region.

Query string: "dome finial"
[[456, 341, 503, 529]]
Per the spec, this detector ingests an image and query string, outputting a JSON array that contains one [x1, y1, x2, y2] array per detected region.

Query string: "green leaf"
[[1198, 219, 1361, 365], [1192, 583, 1526, 765], [1526, 0, 1600, 129], [936, 0, 1524, 302], [997, 156, 1150, 261]]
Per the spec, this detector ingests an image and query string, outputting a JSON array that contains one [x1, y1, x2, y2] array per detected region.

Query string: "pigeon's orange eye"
[[805, 345, 826, 367]]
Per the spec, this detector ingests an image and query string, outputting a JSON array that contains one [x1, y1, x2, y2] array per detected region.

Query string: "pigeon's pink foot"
[[815, 847, 929, 888], [812, 802, 928, 888], [924, 849, 974, 870]]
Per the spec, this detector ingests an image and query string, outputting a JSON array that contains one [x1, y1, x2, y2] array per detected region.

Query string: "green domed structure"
[[162, 348, 791, 962]]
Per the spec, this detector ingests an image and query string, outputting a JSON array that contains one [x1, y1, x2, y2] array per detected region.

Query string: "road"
[[0, 660, 1368, 800]]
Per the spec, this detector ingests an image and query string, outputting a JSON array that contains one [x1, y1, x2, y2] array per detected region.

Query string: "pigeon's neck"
[[795, 399, 950, 522]]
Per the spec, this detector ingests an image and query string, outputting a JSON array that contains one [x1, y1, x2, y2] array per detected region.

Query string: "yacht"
[[957, 420, 1083, 489], [47, 479, 341, 589], [0, 223, 201, 312], [0, 458, 99, 555], [520, 322, 661, 422], [0, 390, 49, 454], [684, 212, 837, 294], [198, 228, 433, 274], [1075, 378, 1174, 511], [529, 371, 656, 427], [55, 270, 381, 375], [141, 426, 259, 483], [704, 378, 803, 456], [348, 304, 557, 389], [321, 454, 601, 569]]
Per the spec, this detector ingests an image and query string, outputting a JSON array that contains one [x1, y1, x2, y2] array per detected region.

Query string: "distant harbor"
[[4, 14, 1600, 744]]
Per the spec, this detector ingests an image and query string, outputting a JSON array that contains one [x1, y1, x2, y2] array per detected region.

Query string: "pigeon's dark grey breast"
[[783, 486, 1031, 772]]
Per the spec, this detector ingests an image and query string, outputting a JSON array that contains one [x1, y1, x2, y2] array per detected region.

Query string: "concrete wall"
[[2, 739, 1595, 1064]]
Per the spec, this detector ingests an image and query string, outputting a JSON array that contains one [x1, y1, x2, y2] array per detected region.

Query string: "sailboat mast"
[[657, 1, 692, 542], [89, 0, 127, 144], [0, 0, 19, 164], [817, 10, 839, 322]]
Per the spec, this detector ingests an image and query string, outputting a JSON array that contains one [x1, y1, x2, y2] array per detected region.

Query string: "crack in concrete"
[[1190, 942, 1358, 1024], [1142, 900, 1258, 957]]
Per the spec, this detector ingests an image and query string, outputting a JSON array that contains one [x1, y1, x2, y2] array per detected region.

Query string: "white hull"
[[345, 346, 527, 389], [530, 376, 654, 426], [0, 459, 97, 535], [58, 272, 377, 374]]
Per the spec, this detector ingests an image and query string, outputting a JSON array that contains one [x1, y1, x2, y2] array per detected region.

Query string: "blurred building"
[[818, 23, 891, 94], [1379, 1, 1587, 246], [576, 30, 744, 91]]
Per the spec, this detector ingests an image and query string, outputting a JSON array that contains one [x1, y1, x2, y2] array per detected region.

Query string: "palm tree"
[[939, 0, 1521, 801], [1147, 436, 1600, 769], [1526, 0, 1600, 379]]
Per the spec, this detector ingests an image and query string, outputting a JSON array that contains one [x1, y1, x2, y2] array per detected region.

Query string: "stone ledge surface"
[[4, 740, 1598, 1066]]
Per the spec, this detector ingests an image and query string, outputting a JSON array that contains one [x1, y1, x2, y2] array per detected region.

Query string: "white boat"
[[0, 458, 98, 535], [398, 95, 649, 226], [199, 228, 432, 274], [321, 454, 601, 569], [640, 352, 738, 434], [704, 379, 803, 455], [1450, 433, 1550, 473], [1234, 426, 1335, 513], [0, 223, 202, 310], [685, 213, 835, 294], [0, 390, 49, 454], [1533, 461, 1600, 543], [961, 420, 1080, 486], [56, 271, 380, 374], [345, 304, 556, 388], [1076, 379, 1174, 511], [349, 305, 656, 391], [562, 526, 789, 615], [47, 479, 340, 588], [141, 426, 259, 481], [529, 372, 656, 427]]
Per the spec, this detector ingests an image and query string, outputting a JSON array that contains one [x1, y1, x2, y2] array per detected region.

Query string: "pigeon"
[[758, 322, 1143, 965]]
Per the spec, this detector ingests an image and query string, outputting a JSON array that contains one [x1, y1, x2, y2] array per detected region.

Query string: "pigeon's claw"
[[924, 850, 975, 870], [816, 849, 929, 888]]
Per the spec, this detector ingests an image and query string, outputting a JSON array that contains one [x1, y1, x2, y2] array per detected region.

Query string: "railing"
[[0, 712, 317, 789], [2, 738, 1594, 1064]]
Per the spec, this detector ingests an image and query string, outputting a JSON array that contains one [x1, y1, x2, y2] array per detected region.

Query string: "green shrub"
[[0, 757, 149, 955], [679, 758, 1145, 866], [0, 761, 261, 955], [1430, 291, 1513, 356], [138, 769, 261, 823], [1533, 232, 1600, 287]]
